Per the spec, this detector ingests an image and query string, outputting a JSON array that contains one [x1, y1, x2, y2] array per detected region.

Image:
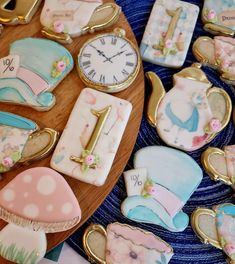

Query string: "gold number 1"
[[0, 0, 41, 25], [165, 7, 182, 41], [70, 105, 112, 169]]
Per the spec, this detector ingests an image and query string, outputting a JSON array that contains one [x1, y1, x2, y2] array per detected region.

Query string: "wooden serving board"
[[0, 0, 144, 260]]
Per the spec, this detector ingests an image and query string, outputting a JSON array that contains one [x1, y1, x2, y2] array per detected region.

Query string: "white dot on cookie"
[[23, 174, 32, 183], [23, 204, 39, 218], [3, 189, 15, 202], [61, 203, 73, 215], [37, 175, 56, 195]]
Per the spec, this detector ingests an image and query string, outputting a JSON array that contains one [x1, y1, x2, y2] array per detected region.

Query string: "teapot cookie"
[[146, 64, 232, 151]]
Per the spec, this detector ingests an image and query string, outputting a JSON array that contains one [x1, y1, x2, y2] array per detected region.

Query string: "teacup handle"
[[83, 224, 107, 264], [206, 87, 232, 142]]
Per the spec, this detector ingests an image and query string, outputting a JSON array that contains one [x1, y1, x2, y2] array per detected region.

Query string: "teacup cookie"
[[146, 63, 232, 151], [51, 88, 132, 186], [83, 222, 174, 264], [140, 0, 199, 68], [0, 111, 59, 173], [121, 146, 203, 232], [202, 0, 235, 36], [0, 167, 81, 264], [202, 145, 235, 190], [192, 203, 235, 264], [0, 0, 41, 26], [193, 36, 235, 85], [0, 38, 73, 111], [40, 0, 121, 44]]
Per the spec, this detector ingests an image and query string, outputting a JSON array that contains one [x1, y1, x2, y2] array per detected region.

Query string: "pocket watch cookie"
[[40, 0, 121, 44], [77, 28, 141, 93], [193, 36, 235, 85], [202, 145, 235, 190], [192, 203, 235, 264], [0, 38, 73, 111], [140, 0, 199, 68], [83, 222, 174, 264], [121, 146, 203, 232], [51, 88, 132, 186], [0, 0, 41, 25], [202, 0, 235, 36], [0, 111, 59, 174], [146, 63, 232, 151], [0, 167, 81, 264]]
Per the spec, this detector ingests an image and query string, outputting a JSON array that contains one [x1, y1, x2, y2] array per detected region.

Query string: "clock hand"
[[89, 44, 113, 63], [103, 50, 126, 63]]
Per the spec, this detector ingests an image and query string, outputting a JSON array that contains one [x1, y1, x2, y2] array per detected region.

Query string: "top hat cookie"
[[146, 63, 232, 151], [0, 38, 73, 111], [40, 0, 121, 44]]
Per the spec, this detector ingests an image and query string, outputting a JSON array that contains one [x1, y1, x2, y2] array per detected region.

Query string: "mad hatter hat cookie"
[[0, 38, 73, 111], [83, 222, 173, 264], [121, 146, 203, 232]]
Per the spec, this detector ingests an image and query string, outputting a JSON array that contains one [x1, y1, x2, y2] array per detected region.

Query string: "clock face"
[[78, 34, 139, 87]]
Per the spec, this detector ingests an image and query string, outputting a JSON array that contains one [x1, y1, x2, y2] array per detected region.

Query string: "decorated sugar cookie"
[[202, 0, 235, 36], [40, 0, 121, 44], [202, 145, 235, 190], [0, 167, 81, 264], [0, 38, 73, 111], [0, 0, 41, 26], [51, 88, 132, 186], [146, 64, 232, 151], [192, 203, 235, 264], [140, 0, 199, 68], [0, 111, 59, 173], [193, 36, 235, 85], [121, 146, 203, 232], [83, 222, 174, 264]]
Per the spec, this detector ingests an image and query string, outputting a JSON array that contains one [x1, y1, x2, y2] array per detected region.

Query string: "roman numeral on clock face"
[[99, 74, 105, 83], [113, 75, 118, 83], [111, 37, 117, 45], [121, 69, 129, 76], [126, 62, 134, 67], [100, 38, 105, 45], [83, 53, 91, 58], [82, 61, 91, 69], [88, 69, 96, 78]]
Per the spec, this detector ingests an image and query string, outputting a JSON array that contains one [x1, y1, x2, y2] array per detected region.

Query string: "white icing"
[[23, 204, 40, 219], [3, 189, 15, 202], [37, 175, 56, 195], [23, 192, 29, 198], [23, 174, 32, 183], [61, 202, 73, 215], [46, 204, 54, 212]]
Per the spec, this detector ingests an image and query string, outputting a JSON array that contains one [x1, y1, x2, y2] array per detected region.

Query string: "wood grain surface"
[[0, 0, 144, 261]]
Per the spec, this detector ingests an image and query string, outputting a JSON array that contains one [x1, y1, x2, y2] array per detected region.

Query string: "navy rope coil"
[[67, 1, 235, 263]]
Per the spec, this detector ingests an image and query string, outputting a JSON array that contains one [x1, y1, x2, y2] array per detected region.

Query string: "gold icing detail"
[[41, 27, 72, 44], [0, 0, 41, 25], [165, 7, 182, 41], [203, 23, 234, 37], [70, 106, 111, 167]]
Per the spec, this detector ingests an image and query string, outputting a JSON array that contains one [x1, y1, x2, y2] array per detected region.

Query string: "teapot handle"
[[83, 224, 107, 264]]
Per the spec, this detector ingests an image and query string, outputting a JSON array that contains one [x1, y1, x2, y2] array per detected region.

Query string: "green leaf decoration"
[[11, 151, 21, 162]]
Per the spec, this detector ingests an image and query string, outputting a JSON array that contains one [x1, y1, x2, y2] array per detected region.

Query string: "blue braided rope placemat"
[[67, 1, 235, 263]]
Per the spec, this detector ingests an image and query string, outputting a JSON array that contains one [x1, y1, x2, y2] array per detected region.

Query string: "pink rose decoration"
[[209, 118, 222, 132], [56, 61, 66, 72], [207, 10, 216, 20], [84, 154, 95, 166], [2, 157, 13, 168], [165, 39, 173, 49], [147, 186, 156, 195], [192, 134, 208, 147], [53, 21, 64, 33], [224, 243, 235, 256]]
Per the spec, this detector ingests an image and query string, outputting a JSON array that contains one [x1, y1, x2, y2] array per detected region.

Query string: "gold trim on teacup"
[[201, 147, 232, 186], [203, 23, 235, 37], [191, 208, 221, 250]]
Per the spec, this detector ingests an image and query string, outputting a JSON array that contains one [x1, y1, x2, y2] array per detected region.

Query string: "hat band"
[[17, 67, 49, 96]]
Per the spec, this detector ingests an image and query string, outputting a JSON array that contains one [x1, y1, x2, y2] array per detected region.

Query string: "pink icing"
[[0, 167, 81, 223], [17, 67, 49, 96], [2, 157, 13, 168], [56, 60, 66, 72], [53, 21, 64, 33], [165, 39, 173, 49], [207, 10, 216, 20], [84, 154, 95, 166], [146, 184, 184, 217], [208, 118, 222, 132], [107, 223, 172, 253], [224, 145, 235, 183]]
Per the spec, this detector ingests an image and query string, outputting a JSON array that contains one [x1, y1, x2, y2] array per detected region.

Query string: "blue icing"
[[134, 146, 203, 203], [0, 111, 37, 130], [216, 204, 235, 216], [10, 38, 74, 86], [37, 92, 54, 106], [0, 87, 26, 103]]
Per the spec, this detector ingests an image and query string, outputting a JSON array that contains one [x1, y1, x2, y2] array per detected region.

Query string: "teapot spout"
[[146, 72, 166, 127]]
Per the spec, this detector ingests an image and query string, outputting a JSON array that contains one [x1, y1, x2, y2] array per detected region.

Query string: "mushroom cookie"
[[0, 167, 81, 264], [202, 0, 235, 36], [146, 63, 232, 151], [0, 38, 73, 111], [40, 0, 121, 44], [83, 222, 174, 264], [202, 145, 235, 190], [0, 111, 58, 173], [193, 36, 235, 85], [192, 203, 235, 264], [51, 88, 132, 186], [121, 146, 203, 232]]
